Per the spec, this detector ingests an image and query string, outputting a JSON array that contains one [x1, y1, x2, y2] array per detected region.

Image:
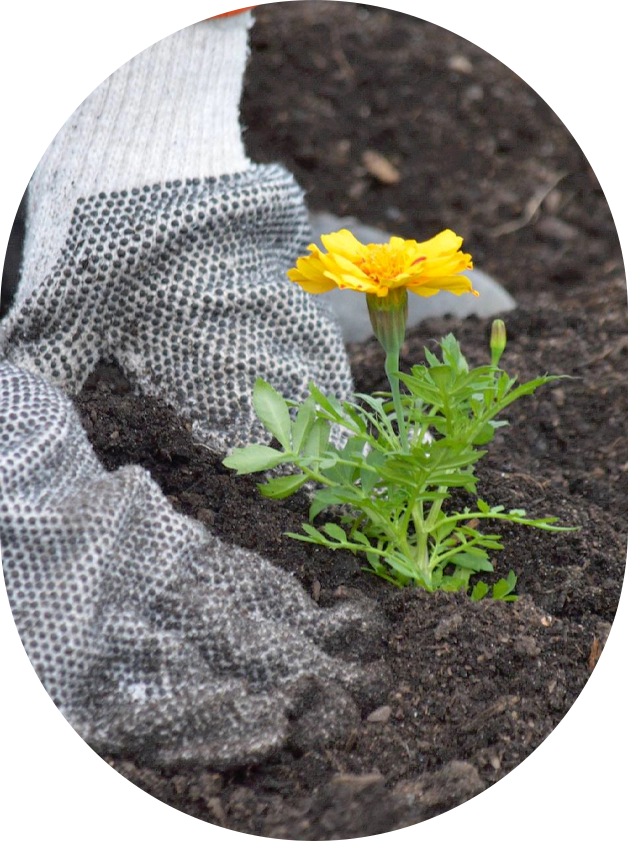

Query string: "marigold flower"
[[287, 228, 477, 299]]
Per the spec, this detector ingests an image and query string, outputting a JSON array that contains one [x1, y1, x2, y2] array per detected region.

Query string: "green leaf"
[[492, 570, 518, 601], [426, 472, 478, 489], [285, 531, 332, 548], [342, 401, 369, 434], [309, 486, 358, 520], [309, 491, 334, 521], [292, 397, 316, 453], [223, 444, 289, 475], [470, 581, 490, 601], [378, 551, 416, 580], [363, 562, 406, 587], [472, 537, 503, 550], [439, 568, 473, 592], [459, 544, 490, 558], [425, 442, 485, 471], [320, 434, 364, 483], [308, 382, 344, 420], [301, 418, 331, 459], [503, 375, 563, 405], [398, 372, 442, 405], [435, 521, 458, 542], [252, 379, 292, 449], [477, 499, 490, 514], [350, 530, 372, 547], [472, 423, 495, 445], [450, 552, 494, 573], [453, 367, 496, 395], [323, 462, 355, 485], [285, 533, 317, 545], [258, 473, 308, 500], [429, 365, 453, 390], [301, 522, 324, 538], [496, 372, 515, 401], [470, 394, 485, 417], [441, 334, 469, 374], [286, 523, 337, 547], [361, 449, 385, 495], [355, 393, 396, 437], [323, 522, 348, 542], [424, 347, 441, 367]]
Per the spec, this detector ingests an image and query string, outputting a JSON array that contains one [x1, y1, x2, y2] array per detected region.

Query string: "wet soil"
[[8, 1, 628, 837]]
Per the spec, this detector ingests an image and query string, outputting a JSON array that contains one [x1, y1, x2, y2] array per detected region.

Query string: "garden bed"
[[76, 275, 625, 836], [14, 2, 628, 837]]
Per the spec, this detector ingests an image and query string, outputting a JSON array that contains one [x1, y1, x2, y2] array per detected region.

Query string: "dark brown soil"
[[9, 2, 628, 838]]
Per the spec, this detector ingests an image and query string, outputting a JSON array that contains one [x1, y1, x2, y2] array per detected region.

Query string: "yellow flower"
[[287, 228, 477, 298]]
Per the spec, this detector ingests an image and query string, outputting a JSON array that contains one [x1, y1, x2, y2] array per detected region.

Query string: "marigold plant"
[[224, 230, 574, 598]]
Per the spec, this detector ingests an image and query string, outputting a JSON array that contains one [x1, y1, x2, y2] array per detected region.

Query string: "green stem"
[[431, 535, 485, 567], [385, 349, 408, 451], [434, 510, 568, 531], [411, 500, 431, 582], [333, 457, 379, 474], [424, 488, 447, 530], [366, 288, 408, 452], [297, 464, 338, 487]]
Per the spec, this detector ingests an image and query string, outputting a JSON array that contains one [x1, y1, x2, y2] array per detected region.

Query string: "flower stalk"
[[367, 287, 408, 449]]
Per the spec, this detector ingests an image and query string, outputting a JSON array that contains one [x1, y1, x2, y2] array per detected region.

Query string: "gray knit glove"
[[0, 17, 371, 770], [0, 164, 352, 450], [1, 360, 385, 768]]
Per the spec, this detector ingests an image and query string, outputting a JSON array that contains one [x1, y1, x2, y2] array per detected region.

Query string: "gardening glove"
[[0, 14, 352, 451], [0, 15, 374, 770], [0, 165, 353, 451], [1, 360, 384, 767]]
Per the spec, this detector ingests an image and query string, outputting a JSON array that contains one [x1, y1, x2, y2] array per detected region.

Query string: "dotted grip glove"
[[0, 165, 352, 450], [0, 18, 373, 769], [1, 360, 387, 767], [0, 170, 373, 765]]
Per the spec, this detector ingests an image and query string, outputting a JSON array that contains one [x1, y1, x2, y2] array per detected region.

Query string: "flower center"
[[358, 243, 408, 282]]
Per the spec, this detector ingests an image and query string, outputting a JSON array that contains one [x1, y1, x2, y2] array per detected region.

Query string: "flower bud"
[[490, 319, 507, 366], [367, 287, 408, 356]]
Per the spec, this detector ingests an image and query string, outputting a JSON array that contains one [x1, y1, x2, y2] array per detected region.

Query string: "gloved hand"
[[0, 14, 371, 770], [1, 360, 387, 768], [0, 164, 351, 451]]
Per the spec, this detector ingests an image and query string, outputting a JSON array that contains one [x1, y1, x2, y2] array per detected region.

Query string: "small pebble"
[[367, 705, 392, 723]]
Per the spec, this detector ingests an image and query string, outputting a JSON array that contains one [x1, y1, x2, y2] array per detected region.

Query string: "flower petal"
[[407, 274, 479, 297], [319, 251, 373, 287], [288, 271, 337, 294], [331, 272, 381, 293], [320, 229, 368, 261], [287, 254, 337, 293], [419, 253, 473, 277], [416, 229, 464, 258]]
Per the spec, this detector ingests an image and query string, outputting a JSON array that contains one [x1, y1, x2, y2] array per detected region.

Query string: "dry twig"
[[490, 171, 568, 237]]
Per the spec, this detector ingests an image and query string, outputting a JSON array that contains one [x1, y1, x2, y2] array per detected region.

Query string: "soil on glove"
[[6, 1, 628, 838]]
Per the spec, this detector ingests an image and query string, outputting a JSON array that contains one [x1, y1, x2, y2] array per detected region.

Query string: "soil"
[[5, 2, 628, 838]]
